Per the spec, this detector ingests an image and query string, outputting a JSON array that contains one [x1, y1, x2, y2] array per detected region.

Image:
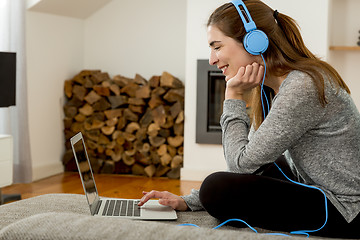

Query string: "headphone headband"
[[231, 0, 256, 32]]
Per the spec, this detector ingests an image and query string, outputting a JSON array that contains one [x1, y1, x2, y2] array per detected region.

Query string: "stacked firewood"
[[62, 70, 184, 179]]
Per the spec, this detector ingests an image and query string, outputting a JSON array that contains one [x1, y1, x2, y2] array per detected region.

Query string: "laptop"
[[70, 132, 177, 220]]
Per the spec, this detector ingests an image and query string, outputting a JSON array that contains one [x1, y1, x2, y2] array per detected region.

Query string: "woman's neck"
[[265, 73, 288, 94]]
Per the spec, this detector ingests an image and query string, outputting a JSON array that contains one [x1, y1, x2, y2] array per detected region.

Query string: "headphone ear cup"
[[243, 30, 269, 55]]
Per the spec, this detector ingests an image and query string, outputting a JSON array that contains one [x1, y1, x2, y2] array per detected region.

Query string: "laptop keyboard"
[[98, 200, 141, 217]]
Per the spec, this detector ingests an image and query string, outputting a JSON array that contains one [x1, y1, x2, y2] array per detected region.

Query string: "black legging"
[[199, 156, 360, 239]]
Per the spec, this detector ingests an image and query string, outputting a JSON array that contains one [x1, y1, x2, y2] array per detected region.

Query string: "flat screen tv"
[[0, 52, 16, 107]]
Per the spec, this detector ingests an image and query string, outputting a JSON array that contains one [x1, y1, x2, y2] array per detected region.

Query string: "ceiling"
[[27, 0, 113, 19]]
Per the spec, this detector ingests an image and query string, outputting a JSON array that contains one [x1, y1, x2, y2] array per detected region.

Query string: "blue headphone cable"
[[260, 54, 270, 120], [273, 162, 329, 236]]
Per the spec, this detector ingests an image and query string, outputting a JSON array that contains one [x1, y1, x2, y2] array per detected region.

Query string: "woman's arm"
[[138, 189, 203, 211]]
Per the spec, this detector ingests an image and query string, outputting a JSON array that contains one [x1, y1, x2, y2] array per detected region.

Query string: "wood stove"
[[196, 59, 225, 144]]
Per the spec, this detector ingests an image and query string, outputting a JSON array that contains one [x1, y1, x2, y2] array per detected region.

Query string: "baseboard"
[[32, 162, 64, 181]]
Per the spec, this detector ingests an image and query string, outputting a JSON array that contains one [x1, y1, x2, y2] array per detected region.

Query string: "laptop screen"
[[71, 134, 98, 211]]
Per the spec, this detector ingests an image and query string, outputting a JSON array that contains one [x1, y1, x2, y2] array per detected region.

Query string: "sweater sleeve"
[[220, 71, 326, 174], [180, 189, 204, 211]]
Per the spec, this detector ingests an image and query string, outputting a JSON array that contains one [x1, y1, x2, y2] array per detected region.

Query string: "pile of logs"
[[62, 70, 184, 179]]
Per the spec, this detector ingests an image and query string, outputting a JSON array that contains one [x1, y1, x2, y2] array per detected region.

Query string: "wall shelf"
[[329, 46, 360, 51]]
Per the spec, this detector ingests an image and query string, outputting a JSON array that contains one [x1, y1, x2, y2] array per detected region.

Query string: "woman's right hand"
[[138, 190, 188, 211], [225, 62, 264, 100]]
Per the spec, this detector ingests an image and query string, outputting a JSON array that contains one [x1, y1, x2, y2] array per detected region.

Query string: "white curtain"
[[0, 0, 32, 183]]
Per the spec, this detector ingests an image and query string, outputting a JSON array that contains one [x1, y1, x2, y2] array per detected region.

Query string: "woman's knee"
[[199, 172, 231, 209]]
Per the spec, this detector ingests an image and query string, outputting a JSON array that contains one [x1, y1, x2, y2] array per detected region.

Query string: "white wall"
[[328, 0, 359, 47], [181, 0, 330, 181], [84, 0, 186, 81], [26, 12, 84, 180], [26, 0, 187, 181], [181, 0, 227, 181], [327, 0, 360, 110]]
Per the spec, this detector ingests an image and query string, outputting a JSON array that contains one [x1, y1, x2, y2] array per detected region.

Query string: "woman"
[[138, 0, 360, 238]]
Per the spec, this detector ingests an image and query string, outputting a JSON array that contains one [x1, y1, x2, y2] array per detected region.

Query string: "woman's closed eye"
[[209, 40, 222, 51]]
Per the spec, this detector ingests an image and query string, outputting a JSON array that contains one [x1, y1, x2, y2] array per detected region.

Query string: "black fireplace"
[[196, 59, 225, 144]]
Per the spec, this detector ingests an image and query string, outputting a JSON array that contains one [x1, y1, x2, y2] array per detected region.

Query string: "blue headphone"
[[230, 0, 269, 55]]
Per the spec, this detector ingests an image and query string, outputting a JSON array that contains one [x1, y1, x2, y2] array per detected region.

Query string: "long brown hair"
[[208, 0, 350, 129]]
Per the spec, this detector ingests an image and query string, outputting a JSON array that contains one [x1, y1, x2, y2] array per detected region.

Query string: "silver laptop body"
[[70, 132, 177, 220]]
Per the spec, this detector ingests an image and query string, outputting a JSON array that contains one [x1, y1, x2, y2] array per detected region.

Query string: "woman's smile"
[[207, 25, 260, 81]]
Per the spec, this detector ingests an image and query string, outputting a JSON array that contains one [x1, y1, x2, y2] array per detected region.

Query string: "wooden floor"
[[1, 172, 202, 201]]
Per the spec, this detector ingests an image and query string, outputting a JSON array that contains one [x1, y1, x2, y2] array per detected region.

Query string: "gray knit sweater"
[[182, 70, 360, 223]]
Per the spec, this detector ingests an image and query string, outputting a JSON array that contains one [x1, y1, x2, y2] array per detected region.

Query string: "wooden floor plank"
[[2, 172, 202, 201]]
